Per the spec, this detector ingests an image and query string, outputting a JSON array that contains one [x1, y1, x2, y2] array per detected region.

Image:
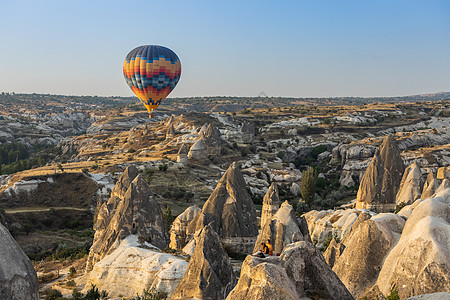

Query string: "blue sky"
[[0, 0, 449, 98]]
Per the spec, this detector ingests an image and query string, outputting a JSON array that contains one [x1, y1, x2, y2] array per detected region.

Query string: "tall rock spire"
[[260, 183, 280, 229], [356, 135, 405, 212]]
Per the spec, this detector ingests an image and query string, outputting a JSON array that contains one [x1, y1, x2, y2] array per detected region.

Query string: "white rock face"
[[187, 138, 207, 160], [373, 190, 450, 299], [3, 179, 45, 196], [421, 171, 439, 200], [85, 235, 188, 298], [396, 162, 423, 205], [406, 292, 450, 300], [303, 209, 375, 249], [169, 205, 201, 250]]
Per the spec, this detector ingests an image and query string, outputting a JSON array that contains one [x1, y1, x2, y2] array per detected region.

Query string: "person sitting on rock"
[[252, 242, 269, 258], [266, 239, 273, 256], [262, 242, 270, 255]]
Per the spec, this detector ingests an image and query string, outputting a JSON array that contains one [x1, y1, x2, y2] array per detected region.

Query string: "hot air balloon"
[[123, 45, 181, 117]]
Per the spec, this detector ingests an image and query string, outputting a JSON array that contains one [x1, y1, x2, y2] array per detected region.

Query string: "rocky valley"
[[0, 93, 449, 299]]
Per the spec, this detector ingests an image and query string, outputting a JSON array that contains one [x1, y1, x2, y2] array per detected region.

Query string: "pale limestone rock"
[[421, 171, 439, 199], [406, 292, 450, 300], [187, 162, 258, 254], [326, 213, 405, 298], [172, 225, 236, 300], [85, 235, 187, 298], [176, 143, 188, 165], [0, 223, 38, 300], [260, 183, 279, 229], [169, 205, 201, 250], [396, 162, 423, 205], [371, 194, 450, 299], [303, 209, 370, 249], [226, 241, 354, 300], [290, 182, 301, 196], [254, 201, 310, 255], [165, 123, 175, 140], [86, 166, 169, 273], [187, 138, 207, 160], [204, 123, 223, 155], [356, 135, 405, 212], [437, 166, 450, 180], [434, 179, 450, 205]]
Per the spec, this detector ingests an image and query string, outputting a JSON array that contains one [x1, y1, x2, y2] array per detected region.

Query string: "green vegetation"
[[0, 142, 60, 175], [301, 166, 317, 205], [394, 202, 407, 214], [321, 233, 341, 252], [162, 205, 175, 228], [293, 145, 328, 169], [134, 287, 168, 300], [384, 284, 400, 300]]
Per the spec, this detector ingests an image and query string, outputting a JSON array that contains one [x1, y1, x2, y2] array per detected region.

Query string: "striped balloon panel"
[[123, 45, 181, 112]]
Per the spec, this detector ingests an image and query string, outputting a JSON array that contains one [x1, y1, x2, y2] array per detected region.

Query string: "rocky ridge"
[[85, 165, 169, 273], [227, 241, 354, 300]]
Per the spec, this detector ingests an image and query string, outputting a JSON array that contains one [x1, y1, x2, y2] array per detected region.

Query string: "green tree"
[[45, 289, 63, 300], [301, 166, 317, 204], [162, 205, 175, 228]]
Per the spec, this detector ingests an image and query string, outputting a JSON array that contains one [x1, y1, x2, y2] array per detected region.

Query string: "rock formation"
[[169, 205, 201, 250], [201, 123, 222, 156], [356, 135, 405, 212], [325, 213, 405, 298], [239, 121, 255, 144], [172, 224, 236, 300], [165, 123, 175, 140], [176, 143, 188, 165], [0, 223, 39, 300], [260, 183, 280, 229], [406, 293, 450, 300], [187, 162, 258, 254], [187, 138, 207, 160], [437, 166, 450, 180], [226, 241, 354, 300], [421, 171, 439, 199], [303, 209, 373, 249], [254, 201, 310, 255], [396, 162, 423, 205], [366, 190, 450, 299], [0, 210, 5, 226], [86, 165, 169, 272], [86, 235, 187, 298]]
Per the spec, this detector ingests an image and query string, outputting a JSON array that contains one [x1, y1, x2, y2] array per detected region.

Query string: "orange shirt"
[[266, 243, 273, 256]]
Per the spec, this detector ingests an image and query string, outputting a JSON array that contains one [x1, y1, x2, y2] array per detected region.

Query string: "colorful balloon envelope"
[[123, 45, 181, 117]]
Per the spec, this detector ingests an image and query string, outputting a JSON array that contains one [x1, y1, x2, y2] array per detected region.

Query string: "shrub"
[[45, 289, 62, 300], [385, 284, 400, 300], [158, 164, 168, 171], [301, 166, 317, 205], [66, 279, 76, 287], [162, 205, 175, 228], [84, 284, 108, 300], [134, 287, 168, 300], [394, 202, 407, 214]]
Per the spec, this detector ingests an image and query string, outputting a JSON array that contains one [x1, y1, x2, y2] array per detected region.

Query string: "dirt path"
[[4, 207, 89, 214]]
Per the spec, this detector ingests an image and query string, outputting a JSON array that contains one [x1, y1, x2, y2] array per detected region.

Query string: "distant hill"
[[1, 91, 448, 113], [163, 92, 450, 112]]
